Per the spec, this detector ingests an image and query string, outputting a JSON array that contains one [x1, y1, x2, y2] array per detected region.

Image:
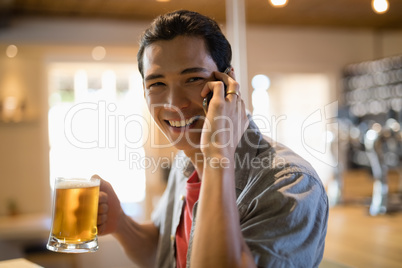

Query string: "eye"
[[145, 82, 166, 95], [187, 77, 204, 83], [150, 82, 165, 87], [146, 81, 165, 90]]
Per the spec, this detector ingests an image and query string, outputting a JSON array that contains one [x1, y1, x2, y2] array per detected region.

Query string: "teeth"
[[168, 116, 198, 127]]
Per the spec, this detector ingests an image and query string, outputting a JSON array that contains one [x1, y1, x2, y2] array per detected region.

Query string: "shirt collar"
[[181, 116, 269, 190]]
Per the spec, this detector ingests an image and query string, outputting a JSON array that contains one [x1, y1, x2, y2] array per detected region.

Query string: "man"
[[95, 10, 328, 268]]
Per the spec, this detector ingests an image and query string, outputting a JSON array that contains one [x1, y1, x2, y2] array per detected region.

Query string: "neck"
[[183, 149, 204, 180]]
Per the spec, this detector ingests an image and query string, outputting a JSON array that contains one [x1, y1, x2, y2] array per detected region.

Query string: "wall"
[[0, 17, 402, 218], [0, 44, 49, 216], [247, 25, 402, 103], [0, 18, 151, 217]]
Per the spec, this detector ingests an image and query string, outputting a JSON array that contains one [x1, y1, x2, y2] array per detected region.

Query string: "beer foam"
[[55, 178, 99, 189]]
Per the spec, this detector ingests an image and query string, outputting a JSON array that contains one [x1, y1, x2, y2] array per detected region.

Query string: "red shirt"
[[175, 171, 201, 268]]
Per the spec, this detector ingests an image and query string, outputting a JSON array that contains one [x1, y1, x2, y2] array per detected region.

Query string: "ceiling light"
[[92, 46, 106, 61], [252, 74, 270, 90], [372, 0, 389, 14], [6, 45, 18, 58], [269, 0, 288, 8]]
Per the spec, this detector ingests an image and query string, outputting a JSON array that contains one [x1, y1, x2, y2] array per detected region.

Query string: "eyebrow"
[[181, 67, 209, 75], [144, 67, 209, 82], [144, 73, 164, 82]]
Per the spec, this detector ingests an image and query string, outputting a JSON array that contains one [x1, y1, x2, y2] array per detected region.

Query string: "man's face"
[[142, 36, 219, 152]]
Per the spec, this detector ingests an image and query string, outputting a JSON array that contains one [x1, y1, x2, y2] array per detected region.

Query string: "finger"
[[97, 213, 108, 225], [200, 80, 225, 98], [91, 174, 102, 181], [92, 174, 111, 192], [99, 191, 108, 204], [100, 179, 111, 192], [214, 71, 240, 96], [97, 223, 106, 235], [225, 90, 240, 99], [213, 70, 229, 82], [98, 203, 108, 214], [228, 81, 241, 98]]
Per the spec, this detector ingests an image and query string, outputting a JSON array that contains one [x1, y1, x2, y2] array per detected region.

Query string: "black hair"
[[137, 10, 232, 77]]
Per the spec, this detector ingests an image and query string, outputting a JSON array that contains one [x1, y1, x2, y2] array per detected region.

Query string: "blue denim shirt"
[[152, 118, 328, 268]]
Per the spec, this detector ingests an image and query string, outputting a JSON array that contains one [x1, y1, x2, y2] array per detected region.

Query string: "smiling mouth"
[[166, 116, 200, 128]]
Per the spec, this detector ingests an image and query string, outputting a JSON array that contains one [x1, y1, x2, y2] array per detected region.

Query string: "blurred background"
[[0, 0, 401, 267]]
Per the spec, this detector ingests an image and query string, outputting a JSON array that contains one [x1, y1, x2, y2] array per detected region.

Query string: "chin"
[[167, 134, 201, 152]]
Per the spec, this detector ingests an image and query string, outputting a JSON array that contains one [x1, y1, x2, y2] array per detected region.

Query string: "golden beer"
[[47, 177, 100, 253]]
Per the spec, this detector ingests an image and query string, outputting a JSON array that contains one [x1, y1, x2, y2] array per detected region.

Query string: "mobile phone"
[[203, 67, 230, 114]]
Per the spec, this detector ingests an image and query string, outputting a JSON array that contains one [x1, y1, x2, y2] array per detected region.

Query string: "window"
[[48, 62, 146, 218], [253, 73, 337, 186]]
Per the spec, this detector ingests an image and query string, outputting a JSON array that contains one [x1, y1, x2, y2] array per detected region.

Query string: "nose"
[[164, 87, 191, 111]]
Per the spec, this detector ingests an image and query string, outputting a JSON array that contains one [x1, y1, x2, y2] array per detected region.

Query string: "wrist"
[[203, 154, 234, 170], [113, 208, 127, 235]]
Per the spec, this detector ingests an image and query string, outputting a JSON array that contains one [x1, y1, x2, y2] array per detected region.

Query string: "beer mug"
[[47, 177, 100, 253]]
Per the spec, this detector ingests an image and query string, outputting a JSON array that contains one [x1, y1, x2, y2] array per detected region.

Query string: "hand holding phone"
[[203, 67, 231, 114]]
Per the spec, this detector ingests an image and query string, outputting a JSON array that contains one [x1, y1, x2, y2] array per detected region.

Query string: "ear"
[[228, 66, 236, 80]]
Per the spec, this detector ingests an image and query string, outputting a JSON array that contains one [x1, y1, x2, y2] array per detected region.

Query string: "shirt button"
[[170, 235, 175, 242], [180, 195, 185, 201]]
